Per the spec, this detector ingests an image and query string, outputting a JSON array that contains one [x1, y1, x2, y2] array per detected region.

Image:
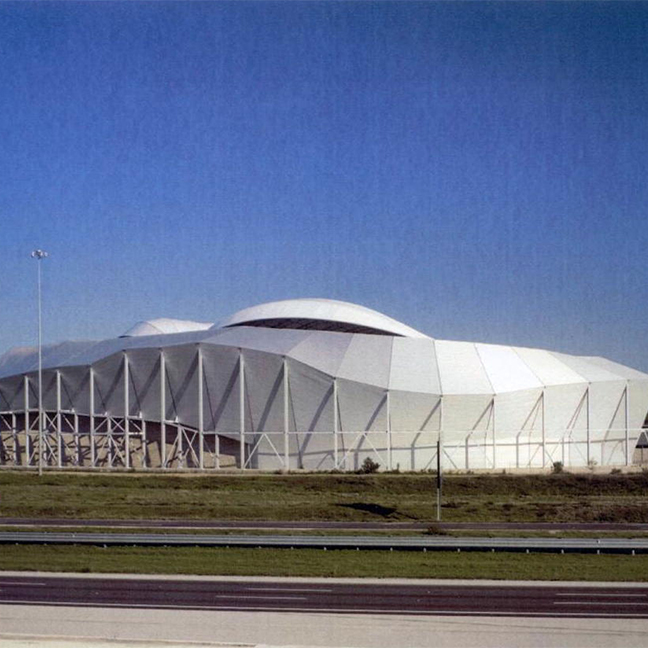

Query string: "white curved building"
[[0, 298, 647, 471]]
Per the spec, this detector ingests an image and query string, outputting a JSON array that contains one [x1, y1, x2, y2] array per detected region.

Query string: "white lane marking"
[[0, 582, 49, 587], [554, 601, 648, 606], [215, 595, 307, 601], [245, 587, 333, 593], [556, 592, 646, 597], [1, 600, 648, 618]]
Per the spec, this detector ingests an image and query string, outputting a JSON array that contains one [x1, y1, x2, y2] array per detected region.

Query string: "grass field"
[[1, 544, 647, 581], [3, 526, 648, 539], [1, 470, 648, 523], [2, 471, 648, 582]]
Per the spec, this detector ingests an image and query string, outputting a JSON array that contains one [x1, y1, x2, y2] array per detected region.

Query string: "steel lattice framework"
[[1, 299, 647, 472]]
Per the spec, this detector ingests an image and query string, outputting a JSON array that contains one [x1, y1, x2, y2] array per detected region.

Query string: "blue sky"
[[1, 1, 648, 370]]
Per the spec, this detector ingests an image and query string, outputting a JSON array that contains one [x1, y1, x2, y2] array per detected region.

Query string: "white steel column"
[[541, 390, 546, 469], [73, 411, 79, 466], [107, 415, 113, 468], [56, 370, 62, 468], [439, 395, 444, 456], [197, 346, 204, 470], [89, 367, 96, 468], [491, 397, 496, 469], [12, 412, 17, 466], [11, 412, 18, 466], [24, 375, 30, 467], [123, 352, 130, 469], [333, 378, 339, 469], [283, 357, 289, 470], [141, 418, 147, 469], [586, 385, 591, 466], [239, 351, 245, 470], [160, 351, 166, 468], [386, 390, 392, 471], [177, 420, 183, 468], [625, 382, 630, 466], [437, 394, 444, 521]]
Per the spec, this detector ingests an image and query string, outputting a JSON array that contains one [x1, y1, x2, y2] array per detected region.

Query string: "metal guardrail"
[[1, 531, 648, 554]]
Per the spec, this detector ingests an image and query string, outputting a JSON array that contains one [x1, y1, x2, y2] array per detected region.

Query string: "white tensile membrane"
[[0, 298, 646, 471]]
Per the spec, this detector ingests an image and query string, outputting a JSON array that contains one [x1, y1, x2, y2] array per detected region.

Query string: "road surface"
[[1, 574, 647, 618]]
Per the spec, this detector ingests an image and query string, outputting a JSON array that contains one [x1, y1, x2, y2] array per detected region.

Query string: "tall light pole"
[[31, 249, 48, 476]]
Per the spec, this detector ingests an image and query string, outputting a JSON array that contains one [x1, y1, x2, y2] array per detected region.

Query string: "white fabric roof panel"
[[389, 338, 441, 394], [92, 353, 126, 417], [203, 326, 311, 357], [162, 345, 200, 431], [543, 383, 588, 440], [201, 345, 241, 433], [242, 349, 286, 432], [31, 333, 199, 372], [435, 341, 494, 395], [629, 381, 648, 432], [493, 389, 544, 442], [513, 347, 585, 387], [0, 376, 17, 410], [476, 344, 543, 393], [588, 381, 627, 434], [1, 297, 648, 472], [0, 341, 97, 379], [125, 348, 162, 420], [41, 371, 58, 411], [336, 378, 387, 432], [288, 361, 334, 433], [389, 390, 441, 432], [550, 352, 623, 383], [58, 365, 91, 414], [441, 393, 495, 443], [121, 318, 213, 337], [0, 346, 37, 378], [218, 298, 428, 338], [0, 375, 24, 410], [288, 331, 353, 377], [336, 335, 393, 389], [580, 356, 648, 382]]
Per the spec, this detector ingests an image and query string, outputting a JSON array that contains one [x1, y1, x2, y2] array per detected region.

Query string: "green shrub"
[[358, 457, 380, 474]]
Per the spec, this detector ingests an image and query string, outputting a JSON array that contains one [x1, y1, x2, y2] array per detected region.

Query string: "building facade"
[[1, 299, 647, 472]]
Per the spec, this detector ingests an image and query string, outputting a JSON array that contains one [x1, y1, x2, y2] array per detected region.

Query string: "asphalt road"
[[1, 575, 647, 618], [1, 517, 647, 532], [2, 531, 648, 553]]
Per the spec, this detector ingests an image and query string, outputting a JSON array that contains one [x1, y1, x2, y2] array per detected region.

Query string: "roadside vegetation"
[[2, 471, 648, 582], [1, 544, 647, 581], [1, 470, 648, 524], [2, 525, 648, 539]]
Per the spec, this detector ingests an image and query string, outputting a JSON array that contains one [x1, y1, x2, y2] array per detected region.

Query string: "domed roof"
[[216, 298, 428, 338], [121, 318, 213, 337]]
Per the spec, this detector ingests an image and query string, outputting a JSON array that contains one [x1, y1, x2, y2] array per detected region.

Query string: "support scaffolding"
[[0, 356, 645, 472]]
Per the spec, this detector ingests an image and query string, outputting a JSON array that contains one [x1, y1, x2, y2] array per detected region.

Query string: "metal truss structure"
[[1, 298, 647, 472], [0, 351, 641, 472]]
